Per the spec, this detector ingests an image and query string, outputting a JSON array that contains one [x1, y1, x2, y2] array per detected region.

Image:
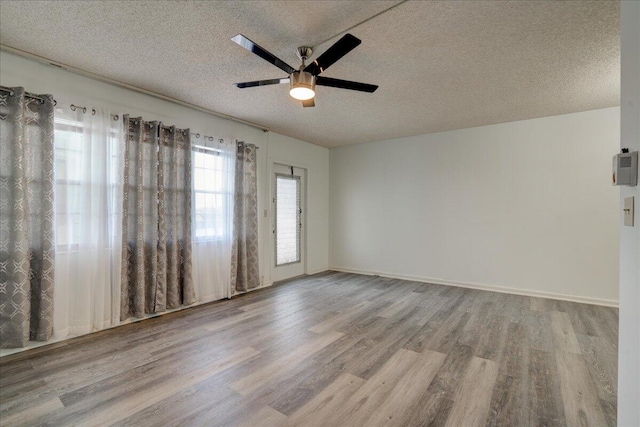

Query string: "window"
[[193, 147, 231, 240], [54, 120, 83, 246], [54, 116, 121, 249], [275, 174, 301, 265]]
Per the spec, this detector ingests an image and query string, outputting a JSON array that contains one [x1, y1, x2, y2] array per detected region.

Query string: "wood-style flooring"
[[0, 271, 618, 426]]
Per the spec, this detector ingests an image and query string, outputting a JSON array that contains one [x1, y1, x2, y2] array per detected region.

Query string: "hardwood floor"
[[0, 272, 618, 426]]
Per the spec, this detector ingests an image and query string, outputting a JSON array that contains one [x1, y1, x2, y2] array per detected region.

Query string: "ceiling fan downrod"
[[296, 46, 313, 66]]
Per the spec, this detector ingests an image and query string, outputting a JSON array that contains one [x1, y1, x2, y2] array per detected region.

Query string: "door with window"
[[272, 164, 306, 282]]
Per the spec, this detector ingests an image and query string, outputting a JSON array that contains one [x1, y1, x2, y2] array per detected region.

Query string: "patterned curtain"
[[231, 142, 260, 292], [0, 87, 55, 348], [120, 116, 194, 320], [157, 125, 194, 310], [120, 117, 159, 318]]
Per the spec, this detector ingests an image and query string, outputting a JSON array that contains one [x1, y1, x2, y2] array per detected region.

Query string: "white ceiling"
[[0, 1, 620, 148]]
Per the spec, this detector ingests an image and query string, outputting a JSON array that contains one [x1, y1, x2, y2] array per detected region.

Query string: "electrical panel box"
[[612, 151, 638, 186]]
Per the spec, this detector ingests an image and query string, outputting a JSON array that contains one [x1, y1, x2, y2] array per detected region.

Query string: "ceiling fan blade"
[[234, 78, 290, 88], [304, 33, 361, 75], [316, 76, 378, 93], [231, 34, 296, 75], [302, 98, 315, 108]]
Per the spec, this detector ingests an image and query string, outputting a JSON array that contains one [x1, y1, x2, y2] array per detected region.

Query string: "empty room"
[[1, 1, 638, 426]]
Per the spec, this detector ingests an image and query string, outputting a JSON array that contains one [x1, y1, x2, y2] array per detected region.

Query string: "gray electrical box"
[[612, 151, 638, 186]]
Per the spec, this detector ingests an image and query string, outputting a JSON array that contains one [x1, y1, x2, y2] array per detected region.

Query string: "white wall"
[[618, 1, 640, 425], [0, 51, 330, 288], [330, 108, 620, 305]]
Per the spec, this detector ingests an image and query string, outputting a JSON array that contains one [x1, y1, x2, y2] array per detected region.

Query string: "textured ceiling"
[[0, 1, 620, 148]]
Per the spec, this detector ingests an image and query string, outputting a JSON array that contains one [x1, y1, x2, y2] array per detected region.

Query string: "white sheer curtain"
[[192, 138, 236, 303], [53, 105, 124, 338]]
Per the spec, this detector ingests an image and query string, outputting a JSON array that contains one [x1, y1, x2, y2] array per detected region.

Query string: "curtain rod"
[[0, 44, 270, 133], [193, 140, 256, 154], [2, 84, 259, 149], [189, 133, 257, 148]]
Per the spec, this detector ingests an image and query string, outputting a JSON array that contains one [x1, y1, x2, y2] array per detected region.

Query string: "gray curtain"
[[158, 125, 194, 310], [120, 116, 194, 320], [0, 87, 55, 348], [231, 142, 260, 292]]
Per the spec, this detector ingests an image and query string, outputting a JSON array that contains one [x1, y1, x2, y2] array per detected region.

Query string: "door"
[[272, 164, 305, 282]]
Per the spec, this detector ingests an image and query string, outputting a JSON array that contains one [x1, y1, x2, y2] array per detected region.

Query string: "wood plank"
[[112, 375, 242, 426], [444, 356, 498, 427], [60, 346, 260, 426], [266, 336, 362, 415], [0, 397, 64, 427], [322, 348, 420, 425], [167, 389, 246, 426], [486, 374, 528, 427], [237, 405, 288, 427], [549, 311, 582, 354], [403, 299, 468, 354], [308, 300, 372, 333], [285, 373, 365, 426], [203, 308, 274, 332], [526, 310, 554, 352], [345, 308, 434, 379], [377, 292, 420, 318], [555, 349, 609, 427], [486, 322, 531, 426], [364, 349, 447, 426], [230, 331, 343, 396], [529, 349, 567, 426], [577, 334, 617, 424], [427, 343, 474, 397]]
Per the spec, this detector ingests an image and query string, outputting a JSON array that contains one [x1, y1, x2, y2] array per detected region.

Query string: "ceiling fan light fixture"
[[289, 71, 316, 100]]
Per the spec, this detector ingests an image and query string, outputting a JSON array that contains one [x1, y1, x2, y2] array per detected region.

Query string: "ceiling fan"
[[231, 33, 378, 107]]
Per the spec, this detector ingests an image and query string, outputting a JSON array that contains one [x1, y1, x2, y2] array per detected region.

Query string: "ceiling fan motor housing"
[[290, 70, 316, 99]]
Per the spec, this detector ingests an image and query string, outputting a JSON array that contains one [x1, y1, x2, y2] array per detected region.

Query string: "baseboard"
[[329, 266, 619, 308], [232, 280, 273, 297], [306, 268, 329, 276]]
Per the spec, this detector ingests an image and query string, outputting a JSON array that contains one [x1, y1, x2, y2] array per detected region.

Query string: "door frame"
[[269, 159, 308, 283]]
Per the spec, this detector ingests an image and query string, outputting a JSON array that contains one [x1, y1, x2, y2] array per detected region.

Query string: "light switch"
[[624, 197, 634, 227], [264, 209, 268, 218]]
